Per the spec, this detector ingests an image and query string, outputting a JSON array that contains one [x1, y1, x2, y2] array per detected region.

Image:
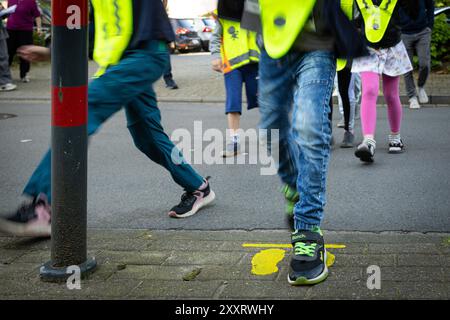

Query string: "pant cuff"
[[294, 220, 320, 232]]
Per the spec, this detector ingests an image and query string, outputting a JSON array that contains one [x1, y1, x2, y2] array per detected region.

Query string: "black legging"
[[7, 29, 33, 79], [337, 67, 352, 132]]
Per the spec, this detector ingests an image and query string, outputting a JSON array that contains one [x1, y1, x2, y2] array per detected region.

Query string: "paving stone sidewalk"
[[0, 229, 448, 300], [1, 55, 449, 104]]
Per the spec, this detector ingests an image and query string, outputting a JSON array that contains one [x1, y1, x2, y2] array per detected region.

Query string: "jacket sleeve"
[[426, 0, 435, 30], [209, 20, 223, 60], [398, 0, 419, 21]]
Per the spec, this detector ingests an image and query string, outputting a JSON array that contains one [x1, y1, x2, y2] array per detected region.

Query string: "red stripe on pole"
[[52, 86, 88, 127], [52, 0, 89, 27]]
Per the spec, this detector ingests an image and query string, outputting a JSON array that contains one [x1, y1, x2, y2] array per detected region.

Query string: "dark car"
[[170, 18, 203, 53]]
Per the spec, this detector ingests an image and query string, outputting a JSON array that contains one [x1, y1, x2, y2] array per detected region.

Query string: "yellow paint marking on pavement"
[[242, 243, 346, 249], [251, 249, 286, 275], [245, 243, 343, 276], [326, 252, 335, 268]]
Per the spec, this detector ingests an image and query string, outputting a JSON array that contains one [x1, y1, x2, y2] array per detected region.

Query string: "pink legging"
[[360, 72, 403, 136]]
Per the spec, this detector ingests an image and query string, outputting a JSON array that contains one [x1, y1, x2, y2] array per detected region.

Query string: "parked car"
[[170, 18, 203, 54], [198, 18, 216, 51]]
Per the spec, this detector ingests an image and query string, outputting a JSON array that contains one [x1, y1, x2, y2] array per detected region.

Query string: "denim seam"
[[318, 61, 335, 220]]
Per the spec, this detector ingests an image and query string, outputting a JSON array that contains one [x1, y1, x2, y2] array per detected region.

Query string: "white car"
[[188, 18, 216, 52]]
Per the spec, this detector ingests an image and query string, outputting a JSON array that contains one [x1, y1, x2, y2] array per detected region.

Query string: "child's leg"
[[227, 112, 241, 138], [360, 72, 380, 138], [224, 68, 244, 139], [355, 72, 379, 162], [382, 74, 402, 135], [348, 73, 357, 132], [337, 68, 352, 132]]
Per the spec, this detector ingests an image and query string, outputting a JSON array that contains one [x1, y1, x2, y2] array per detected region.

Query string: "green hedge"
[[432, 1, 450, 70], [32, 31, 46, 47]]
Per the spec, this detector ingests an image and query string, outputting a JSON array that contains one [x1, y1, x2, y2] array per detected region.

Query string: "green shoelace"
[[294, 242, 317, 257]]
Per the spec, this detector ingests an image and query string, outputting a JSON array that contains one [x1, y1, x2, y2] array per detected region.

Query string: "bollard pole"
[[40, 0, 96, 282]]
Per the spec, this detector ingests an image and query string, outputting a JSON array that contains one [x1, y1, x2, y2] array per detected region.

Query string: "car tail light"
[[176, 27, 189, 35], [203, 26, 212, 33]]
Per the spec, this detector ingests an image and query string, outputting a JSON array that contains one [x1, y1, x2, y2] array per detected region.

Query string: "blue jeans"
[[258, 49, 335, 231], [23, 40, 204, 203]]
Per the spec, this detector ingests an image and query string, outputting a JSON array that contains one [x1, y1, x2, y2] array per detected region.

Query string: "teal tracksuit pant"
[[23, 41, 203, 203]]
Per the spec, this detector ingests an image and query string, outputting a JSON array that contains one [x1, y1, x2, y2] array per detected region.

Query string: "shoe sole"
[[355, 148, 374, 163], [168, 190, 216, 219], [221, 150, 240, 158], [0, 219, 51, 238], [340, 142, 354, 148], [287, 251, 329, 286], [388, 147, 403, 154]]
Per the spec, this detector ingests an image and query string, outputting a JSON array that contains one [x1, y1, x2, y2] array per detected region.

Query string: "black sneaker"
[[388, 139, 404, 154], [0, 194, 51, 237], [168, 177, 215, 218], [355, 139, 376, 163], [165, 79, 179, 89], [288, 227, 328, 286]]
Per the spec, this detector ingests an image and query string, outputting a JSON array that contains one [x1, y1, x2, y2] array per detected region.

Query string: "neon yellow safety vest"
[[220, 19, 260, 74], [91, 0, 134, 77], [356, 0, 398, 44], [260, 0, 356, 60], [337, 0, 354, 71], [259, 0, 316, 59]]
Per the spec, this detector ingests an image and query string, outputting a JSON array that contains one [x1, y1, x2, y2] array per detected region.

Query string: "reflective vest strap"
[[92, 0, 133, 77], [249, 49, 259, 60], [340, 0, 354, 19], [228, 53, 251, 67], [336, 0, 355, 71]]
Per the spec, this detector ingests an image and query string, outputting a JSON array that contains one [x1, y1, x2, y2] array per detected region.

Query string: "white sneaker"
[[418, 87, 429, 104], [0, 83, 17, 92], [409, 97, 420, 109], [21, 76, 30, 83]]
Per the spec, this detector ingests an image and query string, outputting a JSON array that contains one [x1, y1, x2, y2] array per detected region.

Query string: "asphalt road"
[[1, 101, 449, 232]]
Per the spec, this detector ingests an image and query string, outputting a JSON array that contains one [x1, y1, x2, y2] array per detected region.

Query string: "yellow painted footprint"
[[251, 249, 286, 276], [250, 248, 336, 276]]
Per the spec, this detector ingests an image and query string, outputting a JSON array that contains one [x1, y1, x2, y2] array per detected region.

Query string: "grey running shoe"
[[355, 138, 376, 163], [340, 131, 355, 148], [221, 141, 240, 157], [388, 136, 404, 154]]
